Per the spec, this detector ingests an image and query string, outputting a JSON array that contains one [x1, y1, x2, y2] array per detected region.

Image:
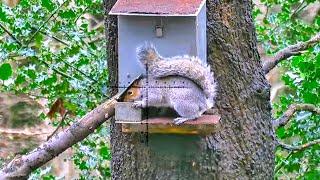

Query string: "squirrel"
[[123, 43, 217, 124]]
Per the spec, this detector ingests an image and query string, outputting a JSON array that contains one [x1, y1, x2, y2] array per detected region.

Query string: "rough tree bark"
[[105, 0, 275, 179]]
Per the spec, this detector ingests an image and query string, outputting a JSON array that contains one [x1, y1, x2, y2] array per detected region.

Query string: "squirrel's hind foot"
[[173, 117, 196, 125]]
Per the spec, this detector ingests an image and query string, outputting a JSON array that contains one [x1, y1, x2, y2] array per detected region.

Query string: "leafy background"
[[254, 0, 320, 179], [1, 0, 110, 179], [0, 0, 319, 179]]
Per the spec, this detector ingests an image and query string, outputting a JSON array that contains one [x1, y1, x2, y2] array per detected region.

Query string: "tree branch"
[[0, 23, 22, 46], [36, 29, 69, 46], [275, 151, 293, 173], [39, 58, 75, 80], [272, 104, 320, 128], [277, 139, 320, 151], [290, 0, 306, 20], [59, 58, 98, 83], [0, 92, 121, 179], [47, 111, 69, 140], [263, 32, 320, 74], [24, 0, 69, 46]]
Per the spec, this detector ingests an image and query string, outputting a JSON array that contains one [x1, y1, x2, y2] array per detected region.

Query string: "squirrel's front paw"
[[132, 101, 144, 108]]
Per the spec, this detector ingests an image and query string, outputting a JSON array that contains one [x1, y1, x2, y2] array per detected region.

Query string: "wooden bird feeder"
[[110, 0, 220, 134]]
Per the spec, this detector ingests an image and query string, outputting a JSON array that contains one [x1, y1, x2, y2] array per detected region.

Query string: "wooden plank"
[[120, 115, 220, 135]]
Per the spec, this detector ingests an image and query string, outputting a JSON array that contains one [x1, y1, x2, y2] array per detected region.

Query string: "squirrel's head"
[[123, 81, 141, 102]]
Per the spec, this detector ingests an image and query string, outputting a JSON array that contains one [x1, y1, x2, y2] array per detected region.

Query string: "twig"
[[263, 5, 269, 22], [263, 32, 320, 74], [270, 2, 308, 34], [74, 6, 89, 23], [36, 29, 69, 46], [24, 0, 69, 46], [277, 139, 320, 151], [275, 151, 293, 173], [39, 58, 75, 80], [0, 23, 22, 46], [272, 104, 320, 128], [59, 58, 98, 83], [290, 0, 306, 20], [47, 111, 69, 140]]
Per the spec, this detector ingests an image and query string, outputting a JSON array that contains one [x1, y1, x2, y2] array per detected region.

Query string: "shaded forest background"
[[0, 0, 319, 179]]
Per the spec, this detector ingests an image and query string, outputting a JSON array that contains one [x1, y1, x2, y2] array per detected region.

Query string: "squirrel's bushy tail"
[[136, 43, 163, 66], [136, 43, 216, 108]]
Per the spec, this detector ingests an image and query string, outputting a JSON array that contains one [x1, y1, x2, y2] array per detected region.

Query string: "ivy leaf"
[[0, 63, 13, 80]]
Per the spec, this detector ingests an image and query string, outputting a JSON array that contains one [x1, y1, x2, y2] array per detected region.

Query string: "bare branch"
[[37, 29, 69, 46], [39, 58, 75, 80], [277, 139, 320, 151], [0, 93, 121, 179], [59, 58, 98, 83], [275, 151, 293, 173], [272, 104, 320, 128], [24, 0, 69, 47], [290, 0, 306, 20], [47, 111, 69, 140], [0, 23, 22, 46], [263, 32, 320, 74]]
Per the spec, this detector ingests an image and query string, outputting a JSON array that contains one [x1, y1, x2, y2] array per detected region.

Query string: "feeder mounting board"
[[115, 102, 220, 135]]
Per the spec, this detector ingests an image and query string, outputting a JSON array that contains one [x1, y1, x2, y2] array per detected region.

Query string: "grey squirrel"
[[123, 44, 217, 124]]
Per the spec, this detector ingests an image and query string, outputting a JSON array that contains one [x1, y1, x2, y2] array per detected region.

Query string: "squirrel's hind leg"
[[172, 103, 204, 125]]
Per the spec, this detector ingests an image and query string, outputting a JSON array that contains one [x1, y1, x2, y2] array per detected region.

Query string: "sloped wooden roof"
[[109, 0, 205, 16]]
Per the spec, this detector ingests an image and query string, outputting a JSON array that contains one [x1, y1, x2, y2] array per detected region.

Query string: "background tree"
[[254, 1, 320, 178], [106, 0, 275, 179]]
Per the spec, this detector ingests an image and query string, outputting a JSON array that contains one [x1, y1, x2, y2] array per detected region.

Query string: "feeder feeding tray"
[[115, 102, 220, 135]]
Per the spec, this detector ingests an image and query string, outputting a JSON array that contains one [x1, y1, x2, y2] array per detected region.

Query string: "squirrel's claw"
[[173, 117, 193, 125], [132, 101, 144, 108]]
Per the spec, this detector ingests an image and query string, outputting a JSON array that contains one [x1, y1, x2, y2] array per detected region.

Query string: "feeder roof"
[[109, 0, 206, 16]]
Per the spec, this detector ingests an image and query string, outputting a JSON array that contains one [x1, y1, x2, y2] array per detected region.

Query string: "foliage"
[[254, 0, 320, 178], [0, 0, 110, 178]]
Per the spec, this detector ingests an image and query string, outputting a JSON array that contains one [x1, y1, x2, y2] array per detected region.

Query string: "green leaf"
[[60, 10, 76, 19], [276, 127, 286, 138], [0, 63, 13, 80], [43, 75, 57, 85], [99, 146, 111, 160], [303, 170, 320, 179], [0, 8, 7, 22], [15, 74, 26, 84], [26, 69, 37, 80], [41, 0, 55, 12]]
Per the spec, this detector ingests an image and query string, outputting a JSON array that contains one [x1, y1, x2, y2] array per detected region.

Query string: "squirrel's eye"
[[128, 91, 133, 95]]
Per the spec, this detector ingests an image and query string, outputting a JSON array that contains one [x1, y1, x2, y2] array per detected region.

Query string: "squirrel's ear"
[[132, 80, 140, 87]]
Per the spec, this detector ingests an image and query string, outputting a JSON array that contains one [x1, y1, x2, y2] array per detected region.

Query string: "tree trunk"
[[105, 0, 275, 179]]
